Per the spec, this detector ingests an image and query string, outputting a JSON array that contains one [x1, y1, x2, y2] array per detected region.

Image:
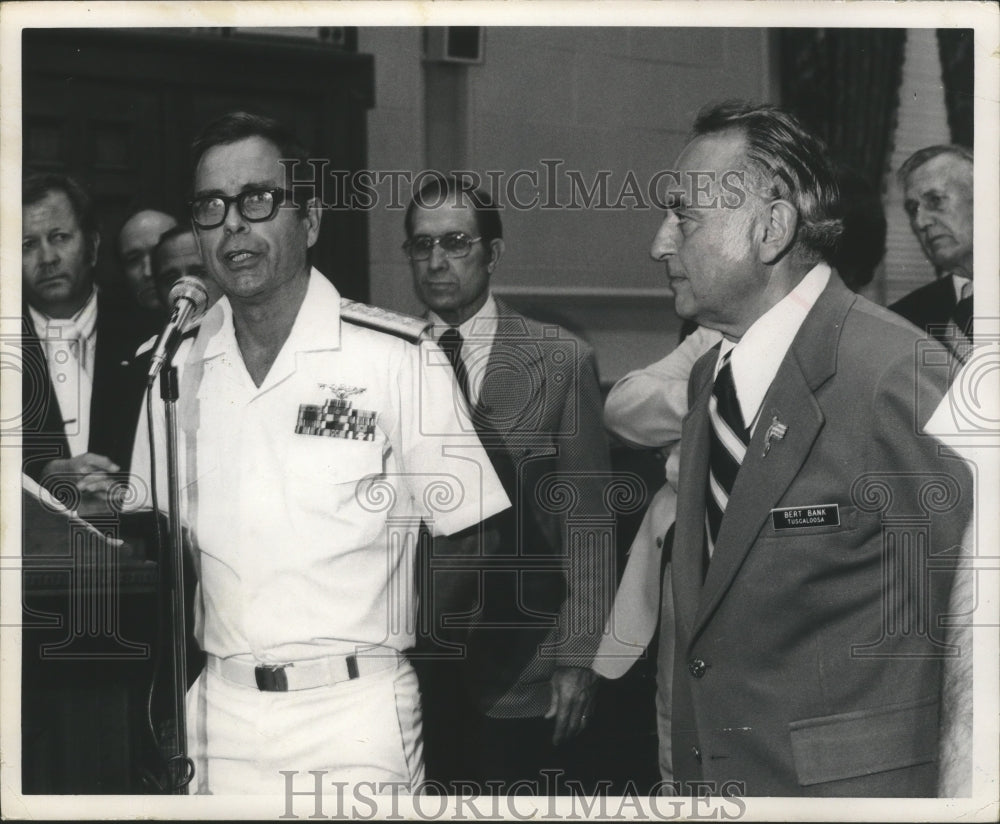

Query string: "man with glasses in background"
[[136, 112, 508, 794], [403, 176, 611, 793]]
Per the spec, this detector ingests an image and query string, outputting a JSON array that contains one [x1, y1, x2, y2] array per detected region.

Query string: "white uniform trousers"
[[186, 657, 424, 794]]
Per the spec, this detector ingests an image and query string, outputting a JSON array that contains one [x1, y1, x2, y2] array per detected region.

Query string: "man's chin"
[[422, 296, 459, 315], [34, 280, 80, 304], [672, 295, 697, 321], [926, 242, 965, 270]]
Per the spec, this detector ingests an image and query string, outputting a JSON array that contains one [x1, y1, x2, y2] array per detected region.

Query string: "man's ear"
[[487, 238, 505, 273], [87, 232, 101, 269], [758, 200, 797, 264], [304, 197, 323, 249]]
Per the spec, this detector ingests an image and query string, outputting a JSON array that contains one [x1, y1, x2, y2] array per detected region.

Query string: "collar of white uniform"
[[199, 268, 341, 362], [428, 291, 499, 345], [717, 262, 830, 433]]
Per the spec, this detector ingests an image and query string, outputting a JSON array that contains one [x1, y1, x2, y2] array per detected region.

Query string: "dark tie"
[[705, 351, 749, 561], [438, 327, 472, 405]]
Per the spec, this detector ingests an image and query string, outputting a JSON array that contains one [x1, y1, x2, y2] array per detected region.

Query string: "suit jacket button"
[[688, 658, 707, 678], [656, 536, 664, 549], [691, 746, 702, 763]]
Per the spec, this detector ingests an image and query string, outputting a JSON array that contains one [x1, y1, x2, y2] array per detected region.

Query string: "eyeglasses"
[[402, 232, 483, 261], [189, 188, 294, 230]]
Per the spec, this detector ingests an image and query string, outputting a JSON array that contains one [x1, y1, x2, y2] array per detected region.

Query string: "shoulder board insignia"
[[340, 299, 431, 343]]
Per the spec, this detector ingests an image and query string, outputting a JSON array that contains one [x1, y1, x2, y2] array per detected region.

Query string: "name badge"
[[771, 504, 840, 531]]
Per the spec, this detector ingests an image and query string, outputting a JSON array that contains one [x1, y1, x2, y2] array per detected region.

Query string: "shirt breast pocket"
[[285, 435, 388, 539], [287, 434, 385, 486]]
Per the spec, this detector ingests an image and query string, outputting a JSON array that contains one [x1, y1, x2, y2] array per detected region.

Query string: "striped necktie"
[[438, 327, 472, 404], [706, 350, 749, 560]]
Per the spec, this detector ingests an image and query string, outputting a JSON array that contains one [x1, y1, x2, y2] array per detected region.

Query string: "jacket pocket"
[[789, 695, 938, 786]]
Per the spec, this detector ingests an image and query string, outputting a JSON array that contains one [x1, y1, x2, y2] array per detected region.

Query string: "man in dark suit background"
[[889, 145, 974, 353], [650, 102, 971, 796], [404, 177, 612, 792], [22, 171, 147, 513]]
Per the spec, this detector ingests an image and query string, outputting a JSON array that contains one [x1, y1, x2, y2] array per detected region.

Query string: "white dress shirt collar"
[[28, 286, 99, 371], [950, 273, 972, 303], [428, 292, 499, 344], [28, 287, 99, 455], [716, 263, 831, 435], [428, 292, 499, 407]]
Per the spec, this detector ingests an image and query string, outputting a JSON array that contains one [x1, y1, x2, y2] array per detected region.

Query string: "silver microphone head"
[[168, 275, 210, 322]]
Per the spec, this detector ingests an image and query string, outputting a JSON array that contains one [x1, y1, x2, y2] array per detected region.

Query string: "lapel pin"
[[762, 415, 788, 457]]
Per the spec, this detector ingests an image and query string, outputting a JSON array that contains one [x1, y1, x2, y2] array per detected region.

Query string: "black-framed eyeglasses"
[[402, 232, 483, 261], [189, 188, 294, 229]]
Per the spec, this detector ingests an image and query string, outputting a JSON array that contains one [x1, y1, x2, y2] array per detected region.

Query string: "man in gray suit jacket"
[[404, 176, 612, 792], [652, 103, 972, 796]]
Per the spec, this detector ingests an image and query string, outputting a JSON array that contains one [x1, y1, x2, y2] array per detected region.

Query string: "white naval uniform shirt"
[[172, 269, 509, 665], [126, 333, 198, 511]]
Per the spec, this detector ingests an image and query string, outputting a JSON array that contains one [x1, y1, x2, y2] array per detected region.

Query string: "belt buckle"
[[255, 664, 289, 691]]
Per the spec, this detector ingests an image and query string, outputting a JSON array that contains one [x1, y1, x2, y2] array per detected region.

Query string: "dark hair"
[[693, 101, 843, 262], [22, 170, 99, 239], [897, 144, 973, 185], [830, 164, 886, 292], [404, 174, 503, 246], [190, 111, 311, 212]]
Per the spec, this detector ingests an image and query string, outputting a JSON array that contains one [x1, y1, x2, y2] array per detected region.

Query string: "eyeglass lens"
[[192, 189, 281, 228], [406, 233, 480, 260]]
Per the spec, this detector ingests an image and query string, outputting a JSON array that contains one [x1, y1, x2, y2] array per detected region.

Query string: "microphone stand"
[[159, 364, 190, 793]]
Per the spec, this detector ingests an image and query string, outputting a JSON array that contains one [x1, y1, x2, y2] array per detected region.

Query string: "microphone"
[[146, 275, 209, 385]]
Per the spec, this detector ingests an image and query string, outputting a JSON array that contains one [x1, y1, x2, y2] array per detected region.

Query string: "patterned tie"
[[705, 351, 749, 561], [438, 327, 472, 405]]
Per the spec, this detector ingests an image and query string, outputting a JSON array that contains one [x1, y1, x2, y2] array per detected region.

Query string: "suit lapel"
[[672, 357, 715, 638], [88, 295, 144, 461], [693, 363, 824, 634], [476, 299, 546, 452], [688, 277, 856, 643]]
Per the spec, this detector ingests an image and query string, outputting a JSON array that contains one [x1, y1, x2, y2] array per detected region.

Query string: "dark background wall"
[[22, 28, 374, 303]]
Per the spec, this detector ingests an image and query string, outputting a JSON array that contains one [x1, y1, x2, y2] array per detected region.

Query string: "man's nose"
[[427, 243, 449, 270], [912, 204, 936, 231], [39, 239, 59, 266], [650, 216, 678, 261], [222, 201, 249, 234]]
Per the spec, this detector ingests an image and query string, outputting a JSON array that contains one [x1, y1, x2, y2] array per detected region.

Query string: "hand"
[[42, 453, 121, 510], [544, 666, 599, 746]]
